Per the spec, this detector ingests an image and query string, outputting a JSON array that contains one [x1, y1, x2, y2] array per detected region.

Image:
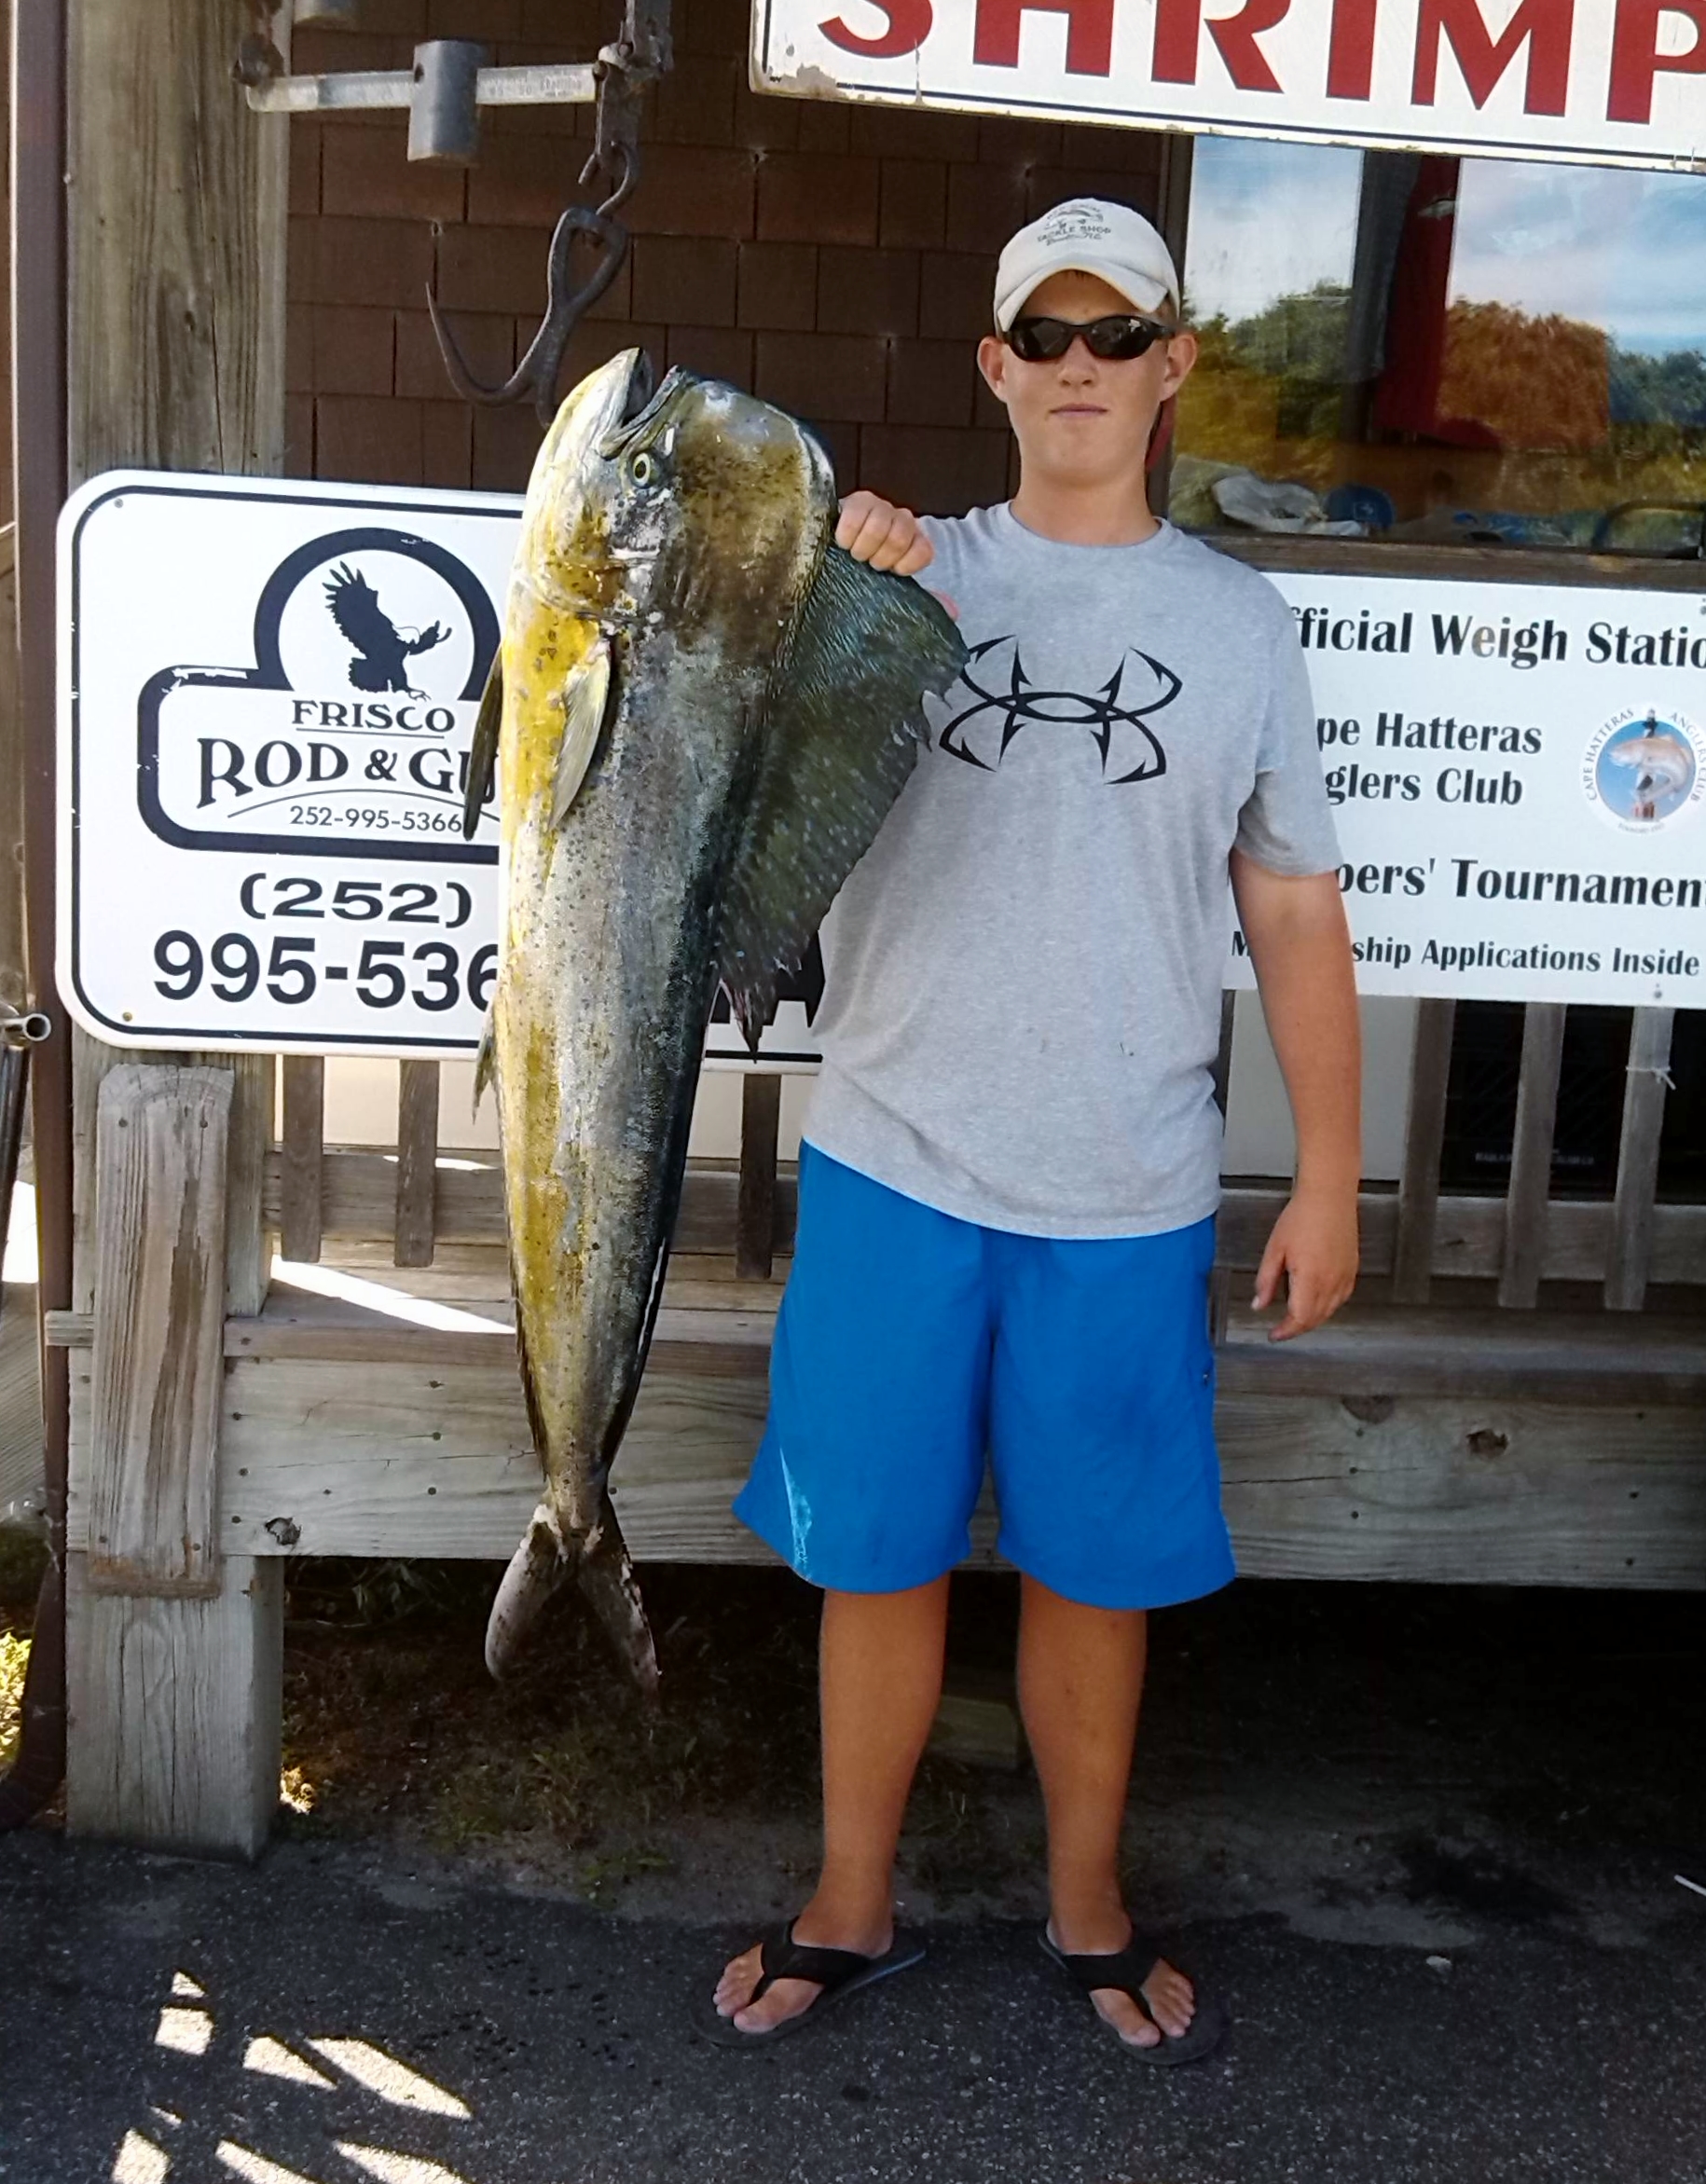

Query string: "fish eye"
[[628, 450, 660, 488]]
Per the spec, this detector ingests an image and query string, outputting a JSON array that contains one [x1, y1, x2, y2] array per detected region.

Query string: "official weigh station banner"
[[58, 470, 1706, 1062], [1228, 570, 1706, 1009], [752, 0, 1706, 170]]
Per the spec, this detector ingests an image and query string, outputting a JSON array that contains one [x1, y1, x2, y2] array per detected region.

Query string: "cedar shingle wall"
[[286, 0, 1167, 513]]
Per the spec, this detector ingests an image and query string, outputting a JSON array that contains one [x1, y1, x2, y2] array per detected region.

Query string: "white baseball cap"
[[993, 199, 1180, 331]]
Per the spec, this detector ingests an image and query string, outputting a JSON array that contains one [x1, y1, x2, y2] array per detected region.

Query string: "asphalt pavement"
[[5, 1579, 1705, 2184]]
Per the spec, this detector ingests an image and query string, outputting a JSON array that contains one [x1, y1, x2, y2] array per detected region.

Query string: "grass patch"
[[0, 1628, 28, 1772]]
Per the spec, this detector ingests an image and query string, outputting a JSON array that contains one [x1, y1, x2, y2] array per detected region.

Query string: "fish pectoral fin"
[[713, 543, 966, 1038], [461, 649, 504, 841], [550, 635, 614, 830]]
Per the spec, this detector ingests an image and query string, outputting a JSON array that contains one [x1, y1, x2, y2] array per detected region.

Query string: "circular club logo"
[[1582, 707, 1706, 833]]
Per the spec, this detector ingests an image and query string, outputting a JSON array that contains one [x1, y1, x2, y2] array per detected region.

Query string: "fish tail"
[[484, 1502, 571, 1678], [484, 1496, 659, 1696]]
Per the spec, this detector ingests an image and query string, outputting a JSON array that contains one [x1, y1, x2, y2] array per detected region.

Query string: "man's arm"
[[1229, 853, 1361, 1341]]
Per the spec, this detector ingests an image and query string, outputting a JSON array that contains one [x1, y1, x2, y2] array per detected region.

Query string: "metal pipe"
[[0, 0, 71, 1831], [245, 60, 594, 115]]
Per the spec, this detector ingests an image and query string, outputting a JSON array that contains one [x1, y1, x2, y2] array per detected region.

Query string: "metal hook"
[[429, 0, 668, 425], [429, 199, 632, 427]]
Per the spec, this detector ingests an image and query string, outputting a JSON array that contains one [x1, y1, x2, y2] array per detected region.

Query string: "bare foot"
[[1049, 1916, 1195, 2050], [713, 1914, 893, 2037]]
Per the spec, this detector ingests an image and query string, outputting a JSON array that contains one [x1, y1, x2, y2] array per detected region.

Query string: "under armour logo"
[[936, 637, 1179, 783]]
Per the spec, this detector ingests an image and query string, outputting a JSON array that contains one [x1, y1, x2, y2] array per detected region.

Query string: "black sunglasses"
[[1004, 312, 1177, 363]]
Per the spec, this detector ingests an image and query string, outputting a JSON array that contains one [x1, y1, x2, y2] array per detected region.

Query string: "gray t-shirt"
[[804, 503, 1340, 1239]]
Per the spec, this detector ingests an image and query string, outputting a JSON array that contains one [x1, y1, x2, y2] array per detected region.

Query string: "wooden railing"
[[268, 1004, 1699, 1309]]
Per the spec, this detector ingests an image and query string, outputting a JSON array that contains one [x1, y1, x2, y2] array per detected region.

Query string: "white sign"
[[57, 471, 825, 1064], [753, 0, 1706, 170], [1242, 568, 1706, 1007]]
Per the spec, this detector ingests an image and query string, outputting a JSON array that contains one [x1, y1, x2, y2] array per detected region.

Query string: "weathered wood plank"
[[222, 1053, 275, 1318], [1392, 997, 1453, 1304], [736, 1073, 782, 1282], [1605, 1008, 1674, 1313], [67, 0, 290, 479], [85, 1066, 230, 1599], [64, 1553, 283, 1861], [1498, 1002, 1566, 1310], [48, 1291, 1706, 1405], [106, 1358, 1706, 1588], [0, 540, 25, 1019], [63, 0, 292, 1861], [279, 1056, 325, 1265], [393, 1060, 440, 1269]]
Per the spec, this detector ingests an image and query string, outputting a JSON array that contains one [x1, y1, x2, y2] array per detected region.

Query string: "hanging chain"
[[430, 0, 672, 425]]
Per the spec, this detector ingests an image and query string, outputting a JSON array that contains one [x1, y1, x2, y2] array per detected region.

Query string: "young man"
[[710, 200, 1361, 2059]]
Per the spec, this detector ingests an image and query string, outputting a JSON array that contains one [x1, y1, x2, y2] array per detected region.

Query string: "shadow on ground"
[[4, 1574, 1705, 2182]]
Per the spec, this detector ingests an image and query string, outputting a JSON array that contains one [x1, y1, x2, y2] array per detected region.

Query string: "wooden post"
[[1392, 997, 1454, 1305], [1498, 1002, 1566, 1310], [1604, 1008, 1674, 1313], [735, 1072, 782, 1282], [279, 1055, 325, 1264], [0, 531, 24, 1019], [393, 1060, 440, 1269], [62, 0, 290, 1858]]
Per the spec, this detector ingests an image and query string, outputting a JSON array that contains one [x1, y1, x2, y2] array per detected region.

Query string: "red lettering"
[[1412, 0, 1575, 115], [1152, 0, 1289, 89], [974, 0, 1114, 73], [819, 0, 932, 56], [1327, 0, 1379, 97], [1608, 0, 1706, 121]]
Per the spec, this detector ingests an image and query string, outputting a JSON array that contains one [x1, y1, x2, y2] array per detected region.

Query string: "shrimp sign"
[[753, 0, 1706, 168]]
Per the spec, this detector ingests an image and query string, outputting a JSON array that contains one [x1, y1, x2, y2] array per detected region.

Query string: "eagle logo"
[[936, 637, 1179, 782], [323, 562, 451, 696]]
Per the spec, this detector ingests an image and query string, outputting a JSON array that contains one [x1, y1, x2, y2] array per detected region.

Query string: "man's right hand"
[[836, 491, 934, 577]]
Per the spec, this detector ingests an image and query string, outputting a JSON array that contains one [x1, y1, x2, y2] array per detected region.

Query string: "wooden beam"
[[1498, 1002, 1566, 1310], [91, 1356, 1706, 1590], [1604, 1007, 1674, 1314], [257, 1146, 1706, 1289], [393, 1060, 440, 1268], [279, 1056, 325, 1264], [64, 1553, 282, 1861], [62, 0, 291, 1862], [1392, 998, 1453, 1304], [84, 1066, 230, 1598], [67, 0, 289, 479], [735, 1073, 782, 1282], [0, 533, 24, 1017]]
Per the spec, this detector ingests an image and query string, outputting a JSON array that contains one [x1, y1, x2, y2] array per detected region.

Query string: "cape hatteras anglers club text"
[[1236, 577, 1706, 1008]]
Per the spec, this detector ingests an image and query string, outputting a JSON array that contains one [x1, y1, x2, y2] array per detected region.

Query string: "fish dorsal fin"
[[551, 636, 613, 830], [461, 649, 504, 841], [713, 544, 966, 1052]]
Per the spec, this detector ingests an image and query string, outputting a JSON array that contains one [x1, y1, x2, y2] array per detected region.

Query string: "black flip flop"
[[1039, 1928, 1227, 2066], [698, 1920, 926, 2049]]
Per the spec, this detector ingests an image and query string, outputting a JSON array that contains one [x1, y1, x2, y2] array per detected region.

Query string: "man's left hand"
[[1252, 1186, 1359, 1341]]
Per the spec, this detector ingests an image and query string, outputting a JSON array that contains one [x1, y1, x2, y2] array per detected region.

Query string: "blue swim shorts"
[[733, 1144, 1236, 1611]]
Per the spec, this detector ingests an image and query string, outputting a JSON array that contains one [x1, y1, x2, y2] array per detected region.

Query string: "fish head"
[[514, 349, 654, 623], [518, 353, 835, 642]]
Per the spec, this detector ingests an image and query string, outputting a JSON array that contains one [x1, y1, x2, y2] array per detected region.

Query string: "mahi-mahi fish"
[[462, 349, 966, 1687]]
